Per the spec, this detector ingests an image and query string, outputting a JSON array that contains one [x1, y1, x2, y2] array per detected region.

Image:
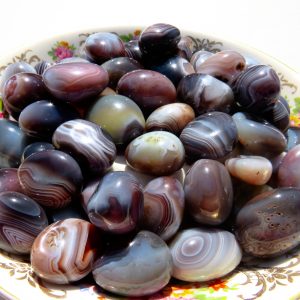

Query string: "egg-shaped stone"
[[235, 188, 300, 257], [169, 228, 242, 282], [0, 168, 24, 193], [22, 142, 55, 161], [92, 230, 172, 297], [184, 159, 233, 225], [125, 131, 185, 176]]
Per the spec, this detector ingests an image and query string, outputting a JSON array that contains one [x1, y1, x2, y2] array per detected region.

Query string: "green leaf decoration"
[[119, 33, 134, 42], [292, 97, 300, 114]]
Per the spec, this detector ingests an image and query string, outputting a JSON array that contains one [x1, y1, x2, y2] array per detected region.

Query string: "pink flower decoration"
[[54, 46, 73, 60]]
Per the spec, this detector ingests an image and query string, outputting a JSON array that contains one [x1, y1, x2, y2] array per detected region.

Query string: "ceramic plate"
[[0, 27, 300, 300]]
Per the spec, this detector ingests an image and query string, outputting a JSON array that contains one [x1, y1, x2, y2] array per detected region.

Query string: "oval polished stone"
[[19, 100, 79, 140], [117, 69, 177, 114], [3, 72, 48, 120], [286, 127, 300, 151], [190, 50, 213, 71], [235, 188, 300, 257], [92, 230, 172, 297], [101, 57, 143, 89], [232, 65, 281, 112], [18, 150, 83, 208], [86, 171, 143, 234], [31, 218, 98, 284], [177, 73, 234, 115], [196, 50, 246, 84], [84, 32, 126, 64], [226, 155, 273, 185], [0, 191, 48, 254], [143, 177, 185, 240], [86, 94, 145, 145], [278, 144, 300, 188], [169, 228, 242, 282], [34, 60, 53, 75], [124, 40, 143, 63], [177, 36, 195, 61], [0, 168, 24, 193], [125, 131, 185, 176], [43, 62, 109, 103], [53, 119, 117, 176], [145, 103, 195, 135], [0, 119, 31, 168], [232, 112, 287, 155], [22, 142, 55, 161], [180, 112, 238, 161], [184, 159, 233, 225]]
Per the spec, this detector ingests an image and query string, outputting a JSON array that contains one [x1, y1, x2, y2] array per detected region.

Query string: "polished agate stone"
[[143, 177, 185, 240], [139, 23, 181, 62], [0, 119, 31, 168], [86, 94, 145, 145], [180, 112, 238, 161], [59, 57, 90, 64], [232, 112, 287, 155], [53, 119, 117, 175], [125, 131, 185, 176], [169, 228, 242, 282], [286, 127, 300, 151], [0, 191, 48, 254], [190, 50, 213, 71], [34, 60, 53, 75], [92, 231, 172, 296], [184, 159, 233, 225], [151, 56, 195, 86], [124, 40, 143, 63], [232, 65, 280, 112], [235, 188, 300, 257], [22, 142, 55, 161], [84, 32, 125, 64], [145, 103, 195, 135], [86, 171, 143, 233], [0, 168, 24, 193], [226, 156, 272, 185], [3, 73, 48, 120], [278, 144, 300, 187], [31, 218, 98, 284], [0, 61, 36, 92], [177, 36, 195, 61], [43, 62, 109, 103], [196, 50, 246, 84], [18, 150, 83, 208], [177, 73, 234, 115], [101, 57, 143, 89], [117, 69, 177, 114], [19, 100, 79, 140]]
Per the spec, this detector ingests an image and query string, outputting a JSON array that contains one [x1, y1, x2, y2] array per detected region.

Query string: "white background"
[[0, 0, 299, 73]]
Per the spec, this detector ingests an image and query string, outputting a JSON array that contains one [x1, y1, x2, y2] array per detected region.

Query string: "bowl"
[[0, 26, 300, 300]]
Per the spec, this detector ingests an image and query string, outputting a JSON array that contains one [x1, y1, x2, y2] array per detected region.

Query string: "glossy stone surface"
[[169, 228, 242, 282], [145, 103, 195, 135], [286, 127, 300, 151], [177, 73, 234, 115], [151, 56, 195, 86], [0, 191, 48, 254], [226, 155, 273, 185], [19, 100, 79, 139], [143, 177, 185, 240], [22, 142, 55, 161], [0, 61, 36, 92], [53, 119, 116, 175], [86, 94, 145, 145], [177, 36, 195, 61], [101, 57, 143, 89], [0, 168, 24, 193], [184, 159, 233, 225], [278, 144, 300, 188], [3, 73, 48, 120], [125, 131, 185, 176], [180, 112, 238, 161], [232, 65, 281, 112], [124, 40, 143, 63], [31, 218, 98, 284], [232, 112, 287, 155], [139, 23, 181, 62], [235, 188, 300, 257], [196, 50, 246, 84], [117, 69, 177, 114], [43, 62, 109, 103], [0, 119, 31, 168], [93, 231, 172, 297], [18, 150, 83, 208], [34, 60, 53, 75], [86, 171, 143, 234], [84, 32, 125, 64], [190, 50, 213, 71]]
